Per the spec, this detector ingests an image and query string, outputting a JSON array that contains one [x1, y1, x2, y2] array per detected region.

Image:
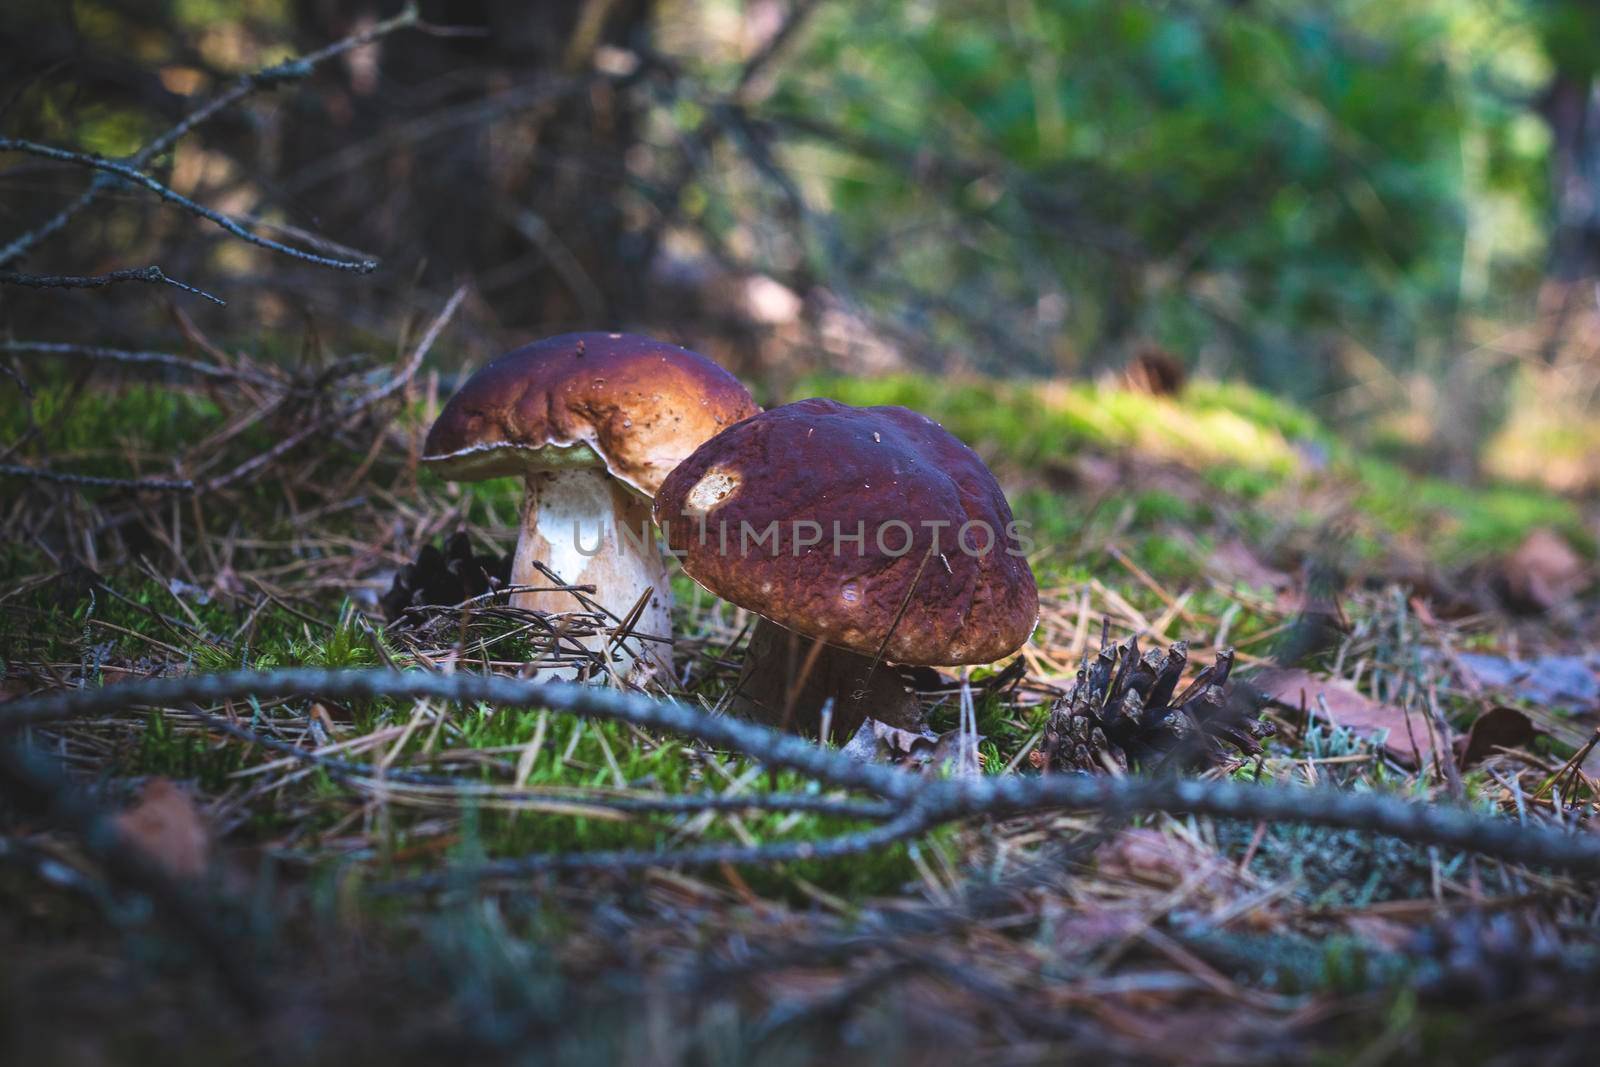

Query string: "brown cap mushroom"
[[423, 332, 758, 682], [653, 398, 1038, 734]]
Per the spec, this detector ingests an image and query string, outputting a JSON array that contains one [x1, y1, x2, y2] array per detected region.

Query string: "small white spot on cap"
[[686, 467, 741, 512], [872, 432, 881, 442]]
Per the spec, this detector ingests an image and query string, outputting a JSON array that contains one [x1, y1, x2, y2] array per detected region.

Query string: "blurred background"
[[4, 0, 1600, 490]]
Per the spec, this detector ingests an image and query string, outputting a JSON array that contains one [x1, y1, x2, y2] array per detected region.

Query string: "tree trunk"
[[1543, 73, 1600, 282]]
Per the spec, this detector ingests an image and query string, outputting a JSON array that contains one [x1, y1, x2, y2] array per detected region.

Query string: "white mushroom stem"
[[511, 467, 673, 683]]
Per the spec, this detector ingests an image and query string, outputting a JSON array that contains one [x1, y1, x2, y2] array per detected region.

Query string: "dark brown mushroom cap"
[[653, 398, 1039, 665], [422, 332, 759, 496]]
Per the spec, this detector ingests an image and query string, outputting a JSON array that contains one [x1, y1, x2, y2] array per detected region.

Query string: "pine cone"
[[381, 531, 512, 625], [1043, 628, 1274, 772]]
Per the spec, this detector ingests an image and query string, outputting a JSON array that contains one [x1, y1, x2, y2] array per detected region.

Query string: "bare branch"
[[278, 77, 591, 196], [0, 266, 225, 304], [635, 0, 825, 270], [5, 667, 1600, 879], [0, 340, 275, 384], [195, 285, 465, 491], [0, 137, 376, 273], [0, 669, 904, 798], [0, 464, 195, 492], [0, 360, 31, 398], [141, 3, 421, 163], [732, 0, 824, 103], [0, 3, 422, 268], [191, 706, 896, 820], [0, 287, 465, 496]]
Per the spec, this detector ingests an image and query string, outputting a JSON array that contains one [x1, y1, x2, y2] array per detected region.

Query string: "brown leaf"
[[1048, 902, 1146, 953], [1095, 828, 1248, 899], [1455, 705, 1540, 769], [839, 717, 938, 763], [1210, 538, 1293, 593], [1252, 667, 1435, 767], [114, 778, 209, 880], [1499, 527, 1587, 613]]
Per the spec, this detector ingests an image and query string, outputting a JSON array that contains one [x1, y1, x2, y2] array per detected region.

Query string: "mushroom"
[[423, 332, 758, 682], [653, 398, 1038, 738]]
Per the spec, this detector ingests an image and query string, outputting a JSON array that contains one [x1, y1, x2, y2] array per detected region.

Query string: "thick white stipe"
[[510, 467, 673, 684]]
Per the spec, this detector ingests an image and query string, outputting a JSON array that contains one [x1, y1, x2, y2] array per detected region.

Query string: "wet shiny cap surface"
[[654, 398, 1039, 665], [423, 332, 759, 495]]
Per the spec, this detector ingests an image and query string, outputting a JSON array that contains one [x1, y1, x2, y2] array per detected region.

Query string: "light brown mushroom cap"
[[422, 332, 759, 496], [654, 398, 1039, 666]]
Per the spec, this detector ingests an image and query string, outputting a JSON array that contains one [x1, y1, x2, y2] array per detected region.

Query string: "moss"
[[1352, 456, 1585, 561], [7, 367, 1592, 932], [134, 709, 249, 791], [0, 383, 225, 472], [803, 372, 1581, 566], [1484, 369, 1600, 493], [803, 373, 1310, 476]]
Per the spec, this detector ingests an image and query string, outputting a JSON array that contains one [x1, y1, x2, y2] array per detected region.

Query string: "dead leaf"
[[1048, 902, 1146, 953], [839, 717, 982, 775], [1252, 667, 1435, 767], [1499, 528, 1587, 613], [1210, 539, 1293, 593], [114, 778, 209, 879], [840, 716, 939, 763], [1095, 828, 1249, 899], [1455, 705, 1540, 769], [920, 728, 984, 777]]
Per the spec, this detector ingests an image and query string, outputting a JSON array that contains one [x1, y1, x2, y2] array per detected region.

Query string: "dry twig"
[[0, 4, 422, 270], [5, 667, 1599, 880]]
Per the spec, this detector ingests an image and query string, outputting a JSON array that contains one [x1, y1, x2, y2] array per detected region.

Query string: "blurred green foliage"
[[10, 0, 1600, 443], [698, 0, 1574, 394]]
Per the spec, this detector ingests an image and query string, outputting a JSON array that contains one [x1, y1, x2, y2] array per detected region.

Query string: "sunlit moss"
[[1484, 376, 1600, 493], [804, 372, 1308, 474], [802, 371, 1581, 563]]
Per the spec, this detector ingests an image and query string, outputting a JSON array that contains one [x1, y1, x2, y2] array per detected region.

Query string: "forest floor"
[[1, 343, 1598, 1065]]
